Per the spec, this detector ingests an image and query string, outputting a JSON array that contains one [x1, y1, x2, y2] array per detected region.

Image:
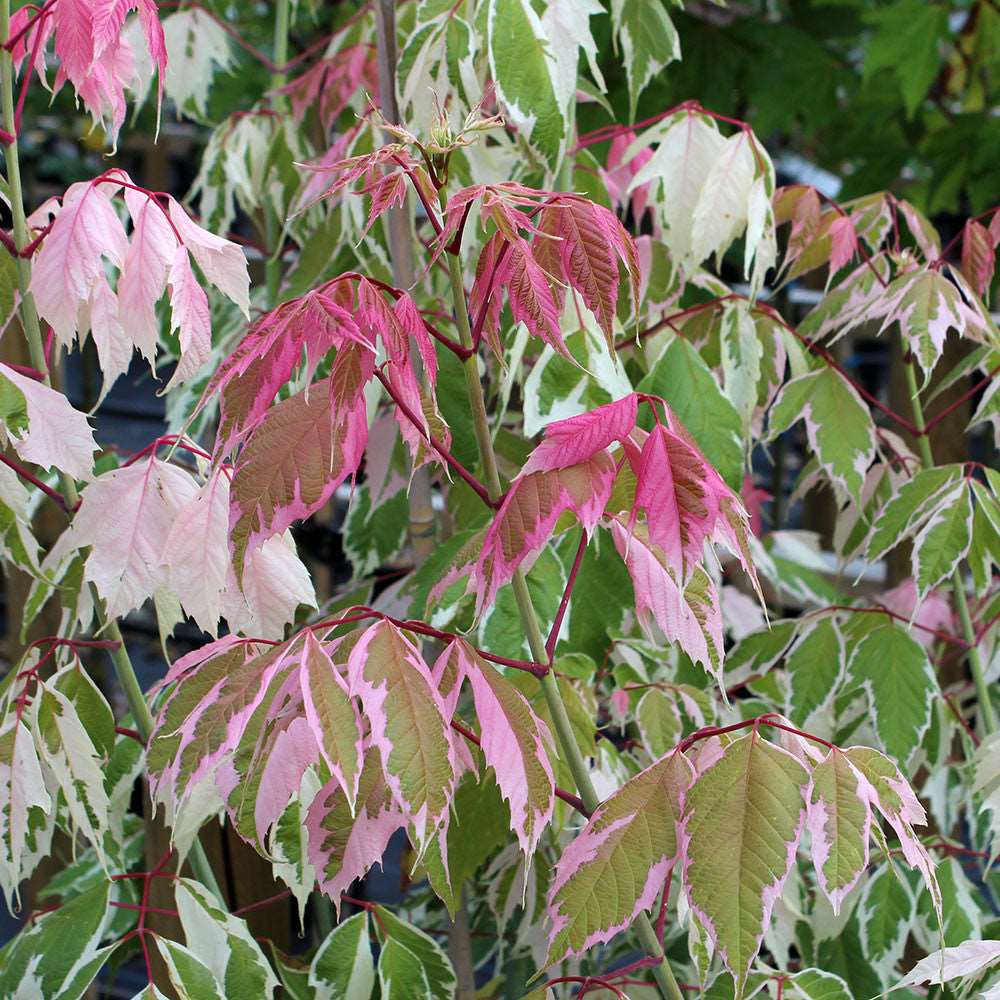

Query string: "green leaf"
[[638, 334, 744, 489], [156, 938, 227, 1000], [682, 732, 809, 993], [545, 751, 693, 966], [0, 371, 28, 438], [914, 856, 981, 948], [612, 0, 681, 119], [342, 484, 409, 576], [913, 481, 972, 597], [787, 969, 854, 1000], [857, 864, 914, 985], [173, 877, 280, 999], [480, 546, 564, 660], [816, 911, 883, 1000], [785, 617, 844, 727], [34, 685, 112, 866], [848, 619, 938, 766], [488, 0, 565, 169], [420, 770, 509, 918], [562, 528, 632, 661], [866, 465, 964, 562], [968, 482, 1000, 596], [0, 881, 116, 1000], [374, 906, 457, 1000], [52, 667, 116, 760], [522, 325, 631, 438], [725, 621, 797, 685], [636, 688, 683, 759], [309, 912, 375, 1000], [865, 0, 948, 116], [768, 367, 874, 502]]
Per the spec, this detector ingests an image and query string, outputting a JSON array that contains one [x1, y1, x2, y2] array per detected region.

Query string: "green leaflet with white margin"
[[681, 732, 809, 995], [172, 877, 279, 998], [768, 367, 875, 503], [847, 619, 938, 767], [545, 750, 693, 967], [487, 0, 565, 170], [308, 912, 376, 1000], [375, 905, 457, 1000], [0, 881, 117, 1000]]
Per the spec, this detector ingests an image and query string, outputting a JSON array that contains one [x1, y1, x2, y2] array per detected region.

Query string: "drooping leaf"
[[847, 620, 937, 767], [475, 453, 616, 613], [488, 0, 565, 169], [71, 457, 199, 619], [806, 749, 871, 913], [545, 751, 693, 966], [309, 912, 375, 1000], [0, 881, 116, 1000], [229, 344, 372, 578], [444, 641, 555, 857], [347, 621, 456, 848], [0, 363, 97, 481], [681, 732, 809, 993], [307, 753, 405, 907], [172, 878, 280, 998], [768, 367, 875, 502], [612, 0, 680, 118], [300, 632, 363, 812], [610, 521, 724, 685]]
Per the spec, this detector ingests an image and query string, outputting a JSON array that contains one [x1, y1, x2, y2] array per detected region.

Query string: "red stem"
[[0, 452, 70, 510], [233, 888, 292, 917], [308, 606, 547, 676], [923, 363, 1000, 434], [373, 366, 499, 508], [546, 528, 588, 661], [819, 604, 971, 649], [450, 718, 589, 815]]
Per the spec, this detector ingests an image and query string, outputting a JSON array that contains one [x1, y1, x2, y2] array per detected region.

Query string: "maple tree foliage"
[[0, 2, 997, 1000]]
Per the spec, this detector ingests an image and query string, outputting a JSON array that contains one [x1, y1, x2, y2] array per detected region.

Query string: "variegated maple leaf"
[[12, 0, 166, 142], [30, 173, 250, 397]]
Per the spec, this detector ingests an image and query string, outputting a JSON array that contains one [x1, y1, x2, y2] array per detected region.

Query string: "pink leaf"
[[228, 343, 372, 578], [960, 219, 996, 300], [221, 532, 316, 640], [162, 468, 230, 634], [29, 178, 129, 347], [118, 188, 177, 365], [0, 363, 97, 481], [307, 756, 404, 909], [207, 287, 367, 458], [447, 641, 556, 857], [503, 235, 570, 359], [475, 453, 617, 614], [86, 279, 133, 401], [828, 215, 858, 274], [610, 520, 724, 685], [71, 456, 199, 619], [523, 394, 638, 474], [167, 198, 250, 315], [165, 245, 212, 391]]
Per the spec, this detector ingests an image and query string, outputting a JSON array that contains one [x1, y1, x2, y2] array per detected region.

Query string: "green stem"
[[442, 210, 682, 1000], [265, 0, 291, 304], [903, 362, 996, 734], [0, 17, 224, 903]]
